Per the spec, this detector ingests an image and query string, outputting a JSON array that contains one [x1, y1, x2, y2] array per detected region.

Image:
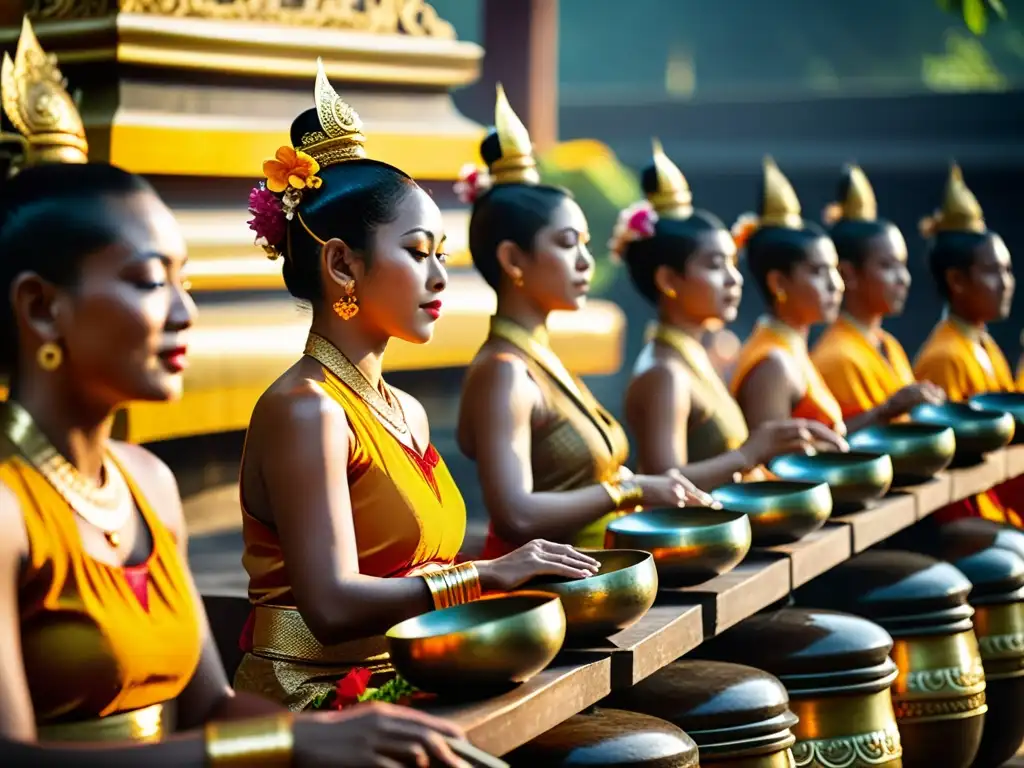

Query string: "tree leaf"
[[987, 0, 1007, 20], [964, 0, 988, 34]]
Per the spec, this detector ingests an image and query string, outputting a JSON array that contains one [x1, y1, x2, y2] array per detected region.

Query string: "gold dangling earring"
[[662, 287, 678, 300], [37, 342, 63, 371], [333, 281, 359, 320], [775, 288, 787, 306], [510, 269, 524, 289]]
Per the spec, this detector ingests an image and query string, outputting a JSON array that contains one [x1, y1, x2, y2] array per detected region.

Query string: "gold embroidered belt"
[[37, 702, 169, 743], [251, 604, 390, 666]]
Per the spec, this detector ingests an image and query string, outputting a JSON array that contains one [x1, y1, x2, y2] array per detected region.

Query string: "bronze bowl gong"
[[969, 392, 1024, 445], [605, 509, 751, 588], [767, 451, 893, 511], [909, 402, 1015, 462], [386, 592, 565, 696], [848, 423, 956, 485], [710, 480, 833, 545], [522, 549, 658, 643]]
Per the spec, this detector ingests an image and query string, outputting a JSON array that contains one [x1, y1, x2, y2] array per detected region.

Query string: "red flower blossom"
[[330, 667, 373, 710], [247, 183, 287, 251]]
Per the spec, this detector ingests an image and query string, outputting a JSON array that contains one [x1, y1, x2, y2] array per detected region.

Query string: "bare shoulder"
[[252, 371, 350, 435], [753, 347, 802, 386], [0, 478, 27, 562], [108, 441, 184, 539], [627, 353, 689, 407], [464, 346, 538, 398]]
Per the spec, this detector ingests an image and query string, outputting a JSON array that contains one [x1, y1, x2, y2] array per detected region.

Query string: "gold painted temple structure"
[[0, 0, 624, 445]]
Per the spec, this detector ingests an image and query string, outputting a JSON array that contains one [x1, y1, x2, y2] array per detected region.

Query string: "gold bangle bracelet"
[[601, 480, 624, 509], [423, 571, 451, 610], [451, 562, 482, 603], [618, 479, 644, 510], [205, 714, 294, 767]]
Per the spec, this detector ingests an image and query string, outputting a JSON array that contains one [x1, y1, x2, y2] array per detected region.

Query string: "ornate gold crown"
[[919, 163, 985, 236], [489, 83, 540, 186], [296, 58, 367, 168], [760, 156, 803, 229], [823, 164, 877, 224], [1, 16, 88, 169], [646, 138, 693, 218]]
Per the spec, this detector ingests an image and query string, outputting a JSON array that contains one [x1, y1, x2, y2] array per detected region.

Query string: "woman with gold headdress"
[[0, 18, 472, 765], [233, 64, 601, 711], [616, 142, 846, 487], [455, 90, 715, 558], [729, 158, 848, 432], [812, 164, 945, 424], [913, 164, 1020, 528]]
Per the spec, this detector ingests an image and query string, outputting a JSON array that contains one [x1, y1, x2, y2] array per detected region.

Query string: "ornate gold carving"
[[96, 0, 457, 38], [27, 0, 118, 20], [490, 83, 540, 186], [299, 58, 367, 167], [977, 631, 1024, 660], [892, 690, 987, 720], [903, 658, 986, 695], [1, 16, 88, 167], [791, 724, 902, 768], [648, 138, 693, 219]]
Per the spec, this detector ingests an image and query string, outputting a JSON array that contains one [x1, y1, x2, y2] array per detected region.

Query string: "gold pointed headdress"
[[646, 138, 693, 219], [489, 83, 540, 185], [823, 164, 877, 224], [295, 58, 367, 168], [731, 156, 803, 247], [919, 163, 985, 237], [1, 16, 88, 169]]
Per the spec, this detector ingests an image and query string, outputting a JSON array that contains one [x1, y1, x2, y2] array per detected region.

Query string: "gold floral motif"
[[977, 631, 1024, 661], [892, 691, 987, 720], [903, 658, 986, 694], [46, 0, 459, 38], [28, 0, 118, 19], [791, 724, 902, 768]]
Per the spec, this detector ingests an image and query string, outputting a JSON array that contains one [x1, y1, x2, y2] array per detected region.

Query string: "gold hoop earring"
[[662, 287, 678, 300], [333, 281, 359, 320], [37, 342, 62, 371]]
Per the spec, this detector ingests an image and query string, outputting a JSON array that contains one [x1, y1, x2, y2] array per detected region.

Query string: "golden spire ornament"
[[823, 164, 877, 224], [647, 138, 693, 219], [760, 156, 803, 229], [299, 57, 368, 168], [1, 16, 88, 169], [490, 83, 540, 185], [922, 163, 985, 235]]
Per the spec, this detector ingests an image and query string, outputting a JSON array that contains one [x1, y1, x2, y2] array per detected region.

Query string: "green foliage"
[[936, 0, 1008, 35]]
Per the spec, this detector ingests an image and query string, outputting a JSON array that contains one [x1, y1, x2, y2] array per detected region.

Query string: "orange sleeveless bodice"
[[812, 315, 915, 421], [4, 452, 201, 729], [242, 367, 466, 608], [731, 319, 845, 432], [914, 317, 1016, 401]]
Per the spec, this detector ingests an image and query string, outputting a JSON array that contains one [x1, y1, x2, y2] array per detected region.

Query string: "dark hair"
[[926, 230, 993, 300], [468, 130, 572, 290], [744, 222, 829, 303], [282, 108, 418, 303], [621, 164, 727, 304], [826, 173, 896, 268], [0, 162, 153, 376]]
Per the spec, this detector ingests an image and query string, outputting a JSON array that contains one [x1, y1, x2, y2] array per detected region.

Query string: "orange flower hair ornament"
[[731, 213, 761, 250], [248, 146, 323, 260], [608, 201, 659, 261]]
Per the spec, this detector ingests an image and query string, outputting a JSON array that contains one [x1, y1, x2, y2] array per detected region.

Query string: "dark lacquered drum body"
[[607, 660, 798, 767], [697, 608, 903, 767], [951, 547, 1024, 767], [795, 551, 986, 768], [506, 708, 700, 768]]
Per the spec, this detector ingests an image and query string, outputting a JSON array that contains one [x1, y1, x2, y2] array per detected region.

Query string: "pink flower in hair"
[[247, 183, 287, 259], [454, 163, 492, 204], [608, 201, 659, 261]]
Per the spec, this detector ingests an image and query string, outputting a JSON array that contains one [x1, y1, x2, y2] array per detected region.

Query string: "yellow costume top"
[[2, 433, 201, 742], [652, 323, 750, 461], [913, 317, 1016, 401], [731, 318, 846, 433], [476, 317, 631, 556], [812, 314, 915, 420], [235, 364, 466, 709]]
